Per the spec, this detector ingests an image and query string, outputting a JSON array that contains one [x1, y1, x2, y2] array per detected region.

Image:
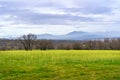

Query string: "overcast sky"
[[0, 0, 120, 38]]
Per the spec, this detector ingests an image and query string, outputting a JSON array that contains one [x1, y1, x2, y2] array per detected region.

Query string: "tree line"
[[0, 34, 120, 50]]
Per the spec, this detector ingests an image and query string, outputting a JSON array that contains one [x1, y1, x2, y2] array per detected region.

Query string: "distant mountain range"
[[37, 31, 120, 40], [1, 31, 120, 40]]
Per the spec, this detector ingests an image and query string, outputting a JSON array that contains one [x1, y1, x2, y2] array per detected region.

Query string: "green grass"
[[0, 50, 120, 80]]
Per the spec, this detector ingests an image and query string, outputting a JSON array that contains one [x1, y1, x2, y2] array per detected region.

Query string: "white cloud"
[[0, 24, 77, 38], [30, 7, 66, 15], [0, 0, 120, 38], [0, 15, 17, 25]]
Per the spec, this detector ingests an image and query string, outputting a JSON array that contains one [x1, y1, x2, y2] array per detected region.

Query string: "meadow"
[[0, 50, 120, 80]]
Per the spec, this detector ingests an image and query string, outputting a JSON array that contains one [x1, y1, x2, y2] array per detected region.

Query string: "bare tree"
[[72, 42, 81, 50], [19, 34, 37, 51], [37, 39, 54, 50]]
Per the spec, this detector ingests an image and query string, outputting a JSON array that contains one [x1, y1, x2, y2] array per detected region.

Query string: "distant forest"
[[0, 34, 120, 50]]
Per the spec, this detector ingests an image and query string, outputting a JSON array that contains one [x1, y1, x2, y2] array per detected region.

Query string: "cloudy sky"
[[0, 0, 120, 38]]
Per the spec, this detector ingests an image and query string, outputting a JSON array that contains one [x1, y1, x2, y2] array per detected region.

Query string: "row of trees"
[[19, 34, 54, 50], [1, 34, 120, 50], [18, 34, 120, 51]]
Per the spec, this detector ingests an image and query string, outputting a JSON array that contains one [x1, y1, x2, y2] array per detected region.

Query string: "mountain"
[[1, 31, 120, 40], [67, 31, 86, 35], [37, 31, 120, 40]]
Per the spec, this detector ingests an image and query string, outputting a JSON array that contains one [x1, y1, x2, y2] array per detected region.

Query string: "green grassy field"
[[0, 50, 120, 80]]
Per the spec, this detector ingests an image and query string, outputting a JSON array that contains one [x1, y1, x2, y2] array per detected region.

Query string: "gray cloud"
[[0, 0, 115, 25], [0, 0, 120, 37], [0, 6, 95, 25], [62, 7, 112, 14], [0, 25, 4, 27], [17, 13, 95, 25]]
